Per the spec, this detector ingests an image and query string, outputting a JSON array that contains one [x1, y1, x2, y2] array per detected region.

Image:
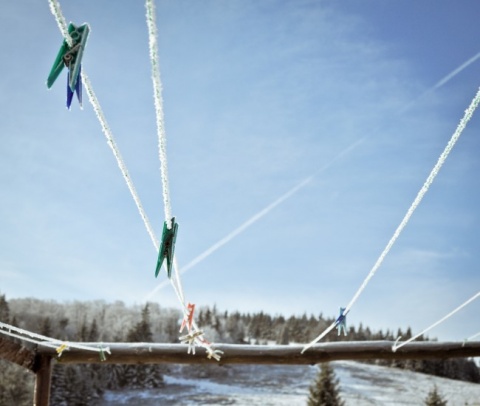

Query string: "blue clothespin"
[[335, 307, 347, 336]]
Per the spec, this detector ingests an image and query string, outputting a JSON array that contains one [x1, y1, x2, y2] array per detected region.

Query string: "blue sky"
[[1, 0, 480, 342]]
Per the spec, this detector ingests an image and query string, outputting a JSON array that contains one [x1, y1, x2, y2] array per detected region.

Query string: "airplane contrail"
[[144, 138, 366, 301], [432, 51, 480, 91], [400, 51, 480, 113], [144, 176, 313, 301], [144, 51, 480, 302]]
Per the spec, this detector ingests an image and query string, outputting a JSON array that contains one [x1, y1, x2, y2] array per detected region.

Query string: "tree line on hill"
[[0, 294, 479, 405]]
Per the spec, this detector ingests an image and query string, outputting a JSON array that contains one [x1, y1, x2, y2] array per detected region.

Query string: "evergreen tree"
[[164, 312, 180, 342], [123, 304, 165, 389], [0, 293, 10, 322], [88, 318, 99, 341], [424, 385, 447, 406], [204, 308, 212, 325], [39, 317, 52, 336], [78, 318, 89, 341], [127, 304, 153, 342], [277, 324, 290, 345], [50, 365, 68, 406], [143, 365, 165, 389], [123, 364, 142, 389], [0, 360, 34, 406], [308, 363, 344, 406], [100, 364, 124, 390]]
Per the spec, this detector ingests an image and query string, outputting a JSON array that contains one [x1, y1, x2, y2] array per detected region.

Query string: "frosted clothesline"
[[393, 290, 480, 351], [302, 86, 480, 353], [45, 0, 480, 360], [145, 0, 185, 304], [0, 321, 108, 355], [145, 0, 172, 227], [143, 0, 215, 357], [48, 0, 158, 251], [466, 331, 480, 342], [82, 74, 159, 251], [47, 0, 215, 358], [47, 0, 185, 306]]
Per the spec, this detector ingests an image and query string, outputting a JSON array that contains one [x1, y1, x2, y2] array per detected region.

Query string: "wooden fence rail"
[[2, 338, 480, 405], [37, 340, 480, 365]]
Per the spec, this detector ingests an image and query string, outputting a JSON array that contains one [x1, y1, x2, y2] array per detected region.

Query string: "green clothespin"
[[155, 217, 178, 278]]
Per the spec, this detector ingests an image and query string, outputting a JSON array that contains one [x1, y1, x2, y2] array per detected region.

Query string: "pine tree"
[[0, 293, 10, 322], [0, 360, 34, 406], [127, 304, 153, 342], [50, 365, 68, 406], [308, 363, 344, 406], [39, 317, 52, 336], [277, 324, 290, 345], [78, 318, 89, 341], [88, 318, 99, 341], [124, 304, 162, 389], [424, 385, 447, 406]]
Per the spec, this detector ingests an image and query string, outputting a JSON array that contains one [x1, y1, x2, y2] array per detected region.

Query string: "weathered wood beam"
[[0, 336, 36, 370], [37, 341, 480, 365], [33, 354, 52, 406]]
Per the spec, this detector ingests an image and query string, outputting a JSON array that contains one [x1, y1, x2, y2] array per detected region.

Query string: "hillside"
[[99, 361, 480, 405], [1, 295, 479, 405]]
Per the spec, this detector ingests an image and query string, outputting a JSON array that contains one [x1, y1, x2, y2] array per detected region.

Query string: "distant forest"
[[1, 293, 479, 405]]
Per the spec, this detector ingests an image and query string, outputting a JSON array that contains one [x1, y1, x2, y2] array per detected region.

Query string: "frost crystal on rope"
[[48, 0, 158, 250], [82, 74, 159, 250], [0, 321, 106, 357], [393, 290, 480, 352], [145, 0, 172, 223], [48, 0, 71, 46]]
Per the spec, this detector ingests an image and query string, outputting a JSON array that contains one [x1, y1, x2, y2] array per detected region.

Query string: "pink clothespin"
[[179, 303, 196, 333]]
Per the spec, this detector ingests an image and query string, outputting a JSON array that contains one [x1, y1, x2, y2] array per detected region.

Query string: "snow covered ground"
[[99, 361, 480, 405], [335, 361, 480, 405]]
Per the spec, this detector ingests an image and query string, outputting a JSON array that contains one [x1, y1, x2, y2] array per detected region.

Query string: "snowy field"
[[100, 361, 480, 405]]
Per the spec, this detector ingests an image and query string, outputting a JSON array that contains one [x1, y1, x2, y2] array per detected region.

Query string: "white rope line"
[[303, 87, 480, 353], [48, 0, 195, 329], [1, 329, 59, 350], [0, 321, 106, 354], [393, 291, 480, 351], [171, 256, 186, 305], [144, 0, 219, 357], [344, 87, 480, 315], [466, 331, 480, 342], [144, 0, 188, 304], [145, 0, 172, 224], [47, 0, 212, 356], [48, 0, 159, 251], [48, 0, 70, 46], [82, 74, 159, 250]]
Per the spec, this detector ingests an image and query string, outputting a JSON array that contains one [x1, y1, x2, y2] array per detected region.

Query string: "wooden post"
[[33, 354, 52, 406]]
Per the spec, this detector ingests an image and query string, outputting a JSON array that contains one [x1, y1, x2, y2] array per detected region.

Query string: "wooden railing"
[[2, 337, 480, 405]]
